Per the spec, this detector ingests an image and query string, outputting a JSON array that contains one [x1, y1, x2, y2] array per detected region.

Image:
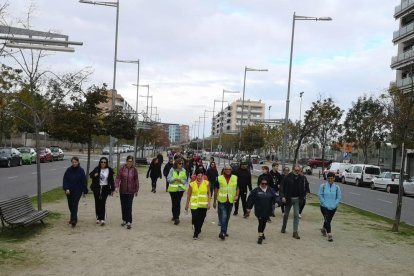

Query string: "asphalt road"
[[251, 166, 414, 226]]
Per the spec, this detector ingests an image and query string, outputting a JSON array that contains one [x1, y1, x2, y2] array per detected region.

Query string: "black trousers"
[[66, 193, 82, 223], [234, 190, 247, 214], [165, 179, 169, 191], [169, 191, 184, 220], [151, 177, 158, 191], [120, 193, 134, 223], [320, 206, 336, 233], [93, 187, 110, 221], [258, 217, 268, 233], [191, 208, 207, 235], [299, 198, 306, 214]]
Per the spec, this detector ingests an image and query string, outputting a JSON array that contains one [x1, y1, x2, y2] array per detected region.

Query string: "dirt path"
[[2, 173, 414, 276]]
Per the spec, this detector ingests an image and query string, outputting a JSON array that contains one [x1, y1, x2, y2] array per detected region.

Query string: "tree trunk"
[[392, 143, 406, 232], [86, 133, 92, 180]]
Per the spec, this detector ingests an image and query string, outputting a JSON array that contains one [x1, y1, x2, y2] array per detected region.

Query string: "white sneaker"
[[96, 220, 100, 224], [121, 221, 126, 226], [100, 220, 106, 226], [126, 222, 132, 229], [298, 214, 302, 219]]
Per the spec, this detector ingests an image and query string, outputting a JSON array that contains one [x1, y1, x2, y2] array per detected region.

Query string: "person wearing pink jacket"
[[115, 155, 139, 229]]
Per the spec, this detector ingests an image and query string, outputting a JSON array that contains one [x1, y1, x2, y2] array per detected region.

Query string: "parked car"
[[371, 172, 402, 192], [17, 147, 37, 164], [50, 147, 64, 161], [0, 147, 22, 167], [39, 147, 53, 162], [403, 176, 414, 196], [323, 162, 352, 181], [102, 147, 110, 155], [307, 158, 332, 168], [342, 164, 381, 187]]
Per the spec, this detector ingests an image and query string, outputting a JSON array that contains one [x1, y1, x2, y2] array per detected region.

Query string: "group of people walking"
[[62, 153, 342, 244]]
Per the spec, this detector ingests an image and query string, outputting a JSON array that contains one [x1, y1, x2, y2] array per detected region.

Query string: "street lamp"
[[134, 84, 150, 116], [268, 105, 272, 121], [203, 110, 214, 151], [219, 89, 239, 159], [239, 66, 268, 155], [118, 59, 139, 164], [80, 0, 120, 167], [281, 12, 332, 168]]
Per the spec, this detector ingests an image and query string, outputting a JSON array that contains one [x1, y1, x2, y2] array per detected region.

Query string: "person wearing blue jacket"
[[63, 156, 88, 227], [318, 172, 342, 242]]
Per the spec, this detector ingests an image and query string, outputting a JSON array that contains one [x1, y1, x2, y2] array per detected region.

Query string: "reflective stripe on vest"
[[167, 169, 187, 192], [189, 180, 209, 209], [217, 175, 237, 203]]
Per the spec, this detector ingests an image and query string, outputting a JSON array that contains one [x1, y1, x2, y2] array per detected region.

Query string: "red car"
[[307, 158, 331, 168], [39, 147, 53, 162]]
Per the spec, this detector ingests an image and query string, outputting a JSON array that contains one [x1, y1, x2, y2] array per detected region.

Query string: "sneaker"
[[71, 222, 76, 227], [299, 214, 302, 219], [320, 228, 327, 237], [121, 221, 127, 226], [171, 217, 175, 221], [174, 219, 180, 225], [233, 211, 238, 216], [262, 234, 266, 240], [126, 222, 131, 229], [327, 234, 333, 242], [153, 190, 156, 193], [267, 218, 272, 223], [271, 213, 275, 217], [100, 220, 106, 226], [257, 236, 263, 244], [293, 232, 300, 239], [193, 234, 199, 240], [96, 220, 100, 224], [219, 232, 225, 240], [281, 228, 286, 233], [243, 213, 249, 219], [225, 233, 229, 237]]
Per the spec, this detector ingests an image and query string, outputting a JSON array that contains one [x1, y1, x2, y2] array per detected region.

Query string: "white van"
[[342, 164, 381, 187], [323, 162, 352, 182]]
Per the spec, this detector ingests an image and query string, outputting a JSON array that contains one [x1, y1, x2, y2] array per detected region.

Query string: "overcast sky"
[[4, 0, 399, 138]]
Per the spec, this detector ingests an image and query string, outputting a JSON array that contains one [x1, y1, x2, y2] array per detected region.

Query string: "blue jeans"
[[282, 197, 300, 233], [218, 202, 233, 234]]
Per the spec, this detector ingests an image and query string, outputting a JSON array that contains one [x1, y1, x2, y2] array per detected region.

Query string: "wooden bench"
[[0, 195, 49, 230]]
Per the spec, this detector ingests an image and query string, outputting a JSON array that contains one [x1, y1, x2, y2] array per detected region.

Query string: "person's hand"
[[207, 202, 211, 210], [134, 192, 138, 197], [213, 202, 217, 209], [94, 173, 98, 177], [65, 189, 70, 195], [282, 197, 286, 203], [185, 203, 189, 211], [234, 195, 239, 201]]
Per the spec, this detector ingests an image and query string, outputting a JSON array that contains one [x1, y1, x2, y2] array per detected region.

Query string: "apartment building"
[[211, 99, 265, 136], [98, 89, 135, 116], [391, 0, 414, 91]]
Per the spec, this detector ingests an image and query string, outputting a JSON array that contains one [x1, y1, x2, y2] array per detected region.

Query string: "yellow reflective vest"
[[189, 180, 209, 209], [217, 174, 238, 203], [168, 169, 187, 192]]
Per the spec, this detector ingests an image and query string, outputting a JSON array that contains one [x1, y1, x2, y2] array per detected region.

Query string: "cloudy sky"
[[4, 0, 399, 138]]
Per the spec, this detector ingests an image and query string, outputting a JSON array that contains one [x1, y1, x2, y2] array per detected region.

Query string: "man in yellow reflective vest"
[[213, 164, 239, 240], [185, 168, 211, 240]]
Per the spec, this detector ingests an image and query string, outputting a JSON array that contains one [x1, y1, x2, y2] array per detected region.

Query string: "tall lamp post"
[[281, 12, 332, 168], [210, 99, 227, 154], [268, 105, 272, 122], [219, 89, 239, 164], [117, 59, 139, 164], [203, 110, 214, 151], [80, 0, 120, 167], [299, 91, 304, 122], [239, 67, 268, 156]]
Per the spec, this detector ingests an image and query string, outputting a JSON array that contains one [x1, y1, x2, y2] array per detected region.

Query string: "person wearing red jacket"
[[115, 155, 139, 229]]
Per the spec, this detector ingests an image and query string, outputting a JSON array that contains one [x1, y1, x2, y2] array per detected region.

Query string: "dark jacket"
[[247, 186, 279, 218], [163, 162, 174, 178], [257, 173, 275, 190], [236, 168, 252, 193], [269, 170, 282, 192], [206, 167, 218, 184], [280, 172, 305, 200], [303, 175, 310, 194], [63, 166, 88, 195], [147, 161, 162, 180], [89, 166, 115, 192]]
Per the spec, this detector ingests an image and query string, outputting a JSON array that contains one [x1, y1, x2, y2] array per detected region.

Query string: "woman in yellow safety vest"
[[185, 168, 211, 240], [213, 164, 239, 240], [167, 158, 188, 225]]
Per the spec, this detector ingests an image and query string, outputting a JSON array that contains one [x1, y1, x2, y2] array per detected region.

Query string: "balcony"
[[396, 77, 414, 91], [393, 22, 414, 43], [395, 0, 414, 19], [391, 48, 414, 69]]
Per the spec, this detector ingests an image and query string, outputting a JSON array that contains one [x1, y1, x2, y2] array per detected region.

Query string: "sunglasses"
[[261, 182, 268, 185], [178, 163, 183, 165]]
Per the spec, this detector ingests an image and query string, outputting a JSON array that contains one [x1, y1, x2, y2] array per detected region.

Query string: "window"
[[365, 167, 380, 175], [353, 166, 362, 173]]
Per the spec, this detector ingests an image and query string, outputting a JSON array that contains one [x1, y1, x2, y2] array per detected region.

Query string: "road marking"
[[378, 199, 393, 204], [50, 169, 57, 171], [31, 172, 36, 175], [8, 176, 18, 179], [349, 192, 361, 196]]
